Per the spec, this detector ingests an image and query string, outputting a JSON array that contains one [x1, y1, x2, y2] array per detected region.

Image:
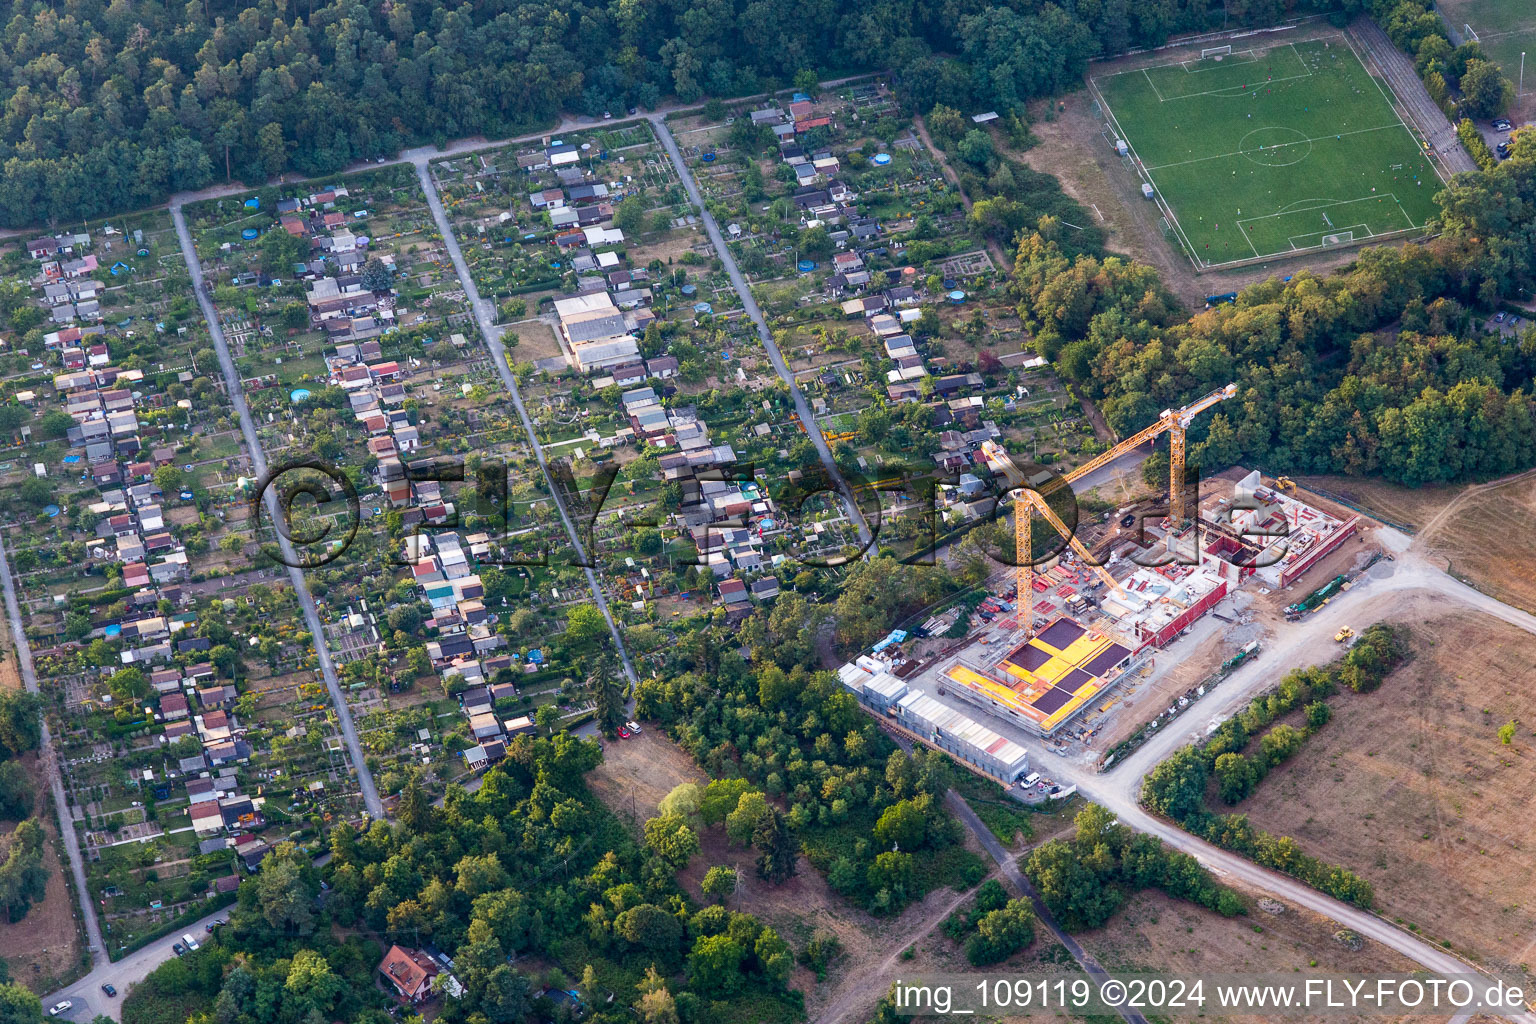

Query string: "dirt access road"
[[1240, 603, 1536, 970], [1046, 539, 1536, 1023]]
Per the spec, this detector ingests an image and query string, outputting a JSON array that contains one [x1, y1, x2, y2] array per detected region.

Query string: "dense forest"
[[1012, 129, 1536, 487], [167, 732, 811, 1024], [0, 0, 1360, 225], [636, 559, 992, 916]]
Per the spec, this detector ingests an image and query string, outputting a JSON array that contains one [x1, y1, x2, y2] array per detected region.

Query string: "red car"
[[617, 727, 631, 739]]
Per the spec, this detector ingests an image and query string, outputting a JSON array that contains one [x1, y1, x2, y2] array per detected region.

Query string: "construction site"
[[841, 384, 1371, 773]]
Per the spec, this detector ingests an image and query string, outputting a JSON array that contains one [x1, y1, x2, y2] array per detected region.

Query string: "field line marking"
[[1238, 196, 1389, 228], [1235, 219, 1261, 258], [1176, 48, 1260, 74], [1143, 68, 1166, 103], [1339, 25, 1449, 188], [1151, 40, 1314, 102], [1388, 190, 1419, 228], [1143, 122, 1408, 171], [1284, 222, 1368, 245], [1152, 67, 1315, 102], [1090, 74, 1202, 271]]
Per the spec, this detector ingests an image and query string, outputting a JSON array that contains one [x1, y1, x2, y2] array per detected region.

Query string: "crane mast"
[[982, 383, 1237, 639]]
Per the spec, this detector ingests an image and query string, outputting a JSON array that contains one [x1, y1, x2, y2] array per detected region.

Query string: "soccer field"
[[1438, 0, 1536, 97], [1093, 38, 1442, 268]]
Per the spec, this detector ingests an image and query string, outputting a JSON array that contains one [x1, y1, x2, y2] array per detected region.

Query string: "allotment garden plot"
[[1093, 38, 1440, 267]]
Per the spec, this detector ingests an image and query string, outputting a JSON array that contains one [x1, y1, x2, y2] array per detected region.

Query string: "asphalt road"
[[648, 115, 877, 558], [168, 202, 384, 820], [412, 160, 637, 684], [1045, 544, 1536, 1024], [43, 905, 230, 1022], [0, 531, 106, 967]]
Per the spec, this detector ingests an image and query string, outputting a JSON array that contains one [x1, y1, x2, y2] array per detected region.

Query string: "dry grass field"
[[1294, 474, 1464, 532], [1239, 602, 1536, 972], [585, 727, 707, 826], [1416, 473, 1536, 614], [887, 880, 1420, 1024], [1296, 471, 1536, 614], [0, 757, 82, 992], [1073, 887, 1422, 1024], [504, 320, 564, 363], [0, 642, 19, 692]]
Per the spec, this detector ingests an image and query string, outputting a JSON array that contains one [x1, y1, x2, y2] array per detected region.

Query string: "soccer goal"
[[1322, 230, 1355, 245], [1202, 44, 1233, 58], [1464, 24, 1479, 42]]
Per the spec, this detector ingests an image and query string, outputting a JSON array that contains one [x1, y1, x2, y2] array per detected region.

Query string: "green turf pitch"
[[1093, 39, 1441, 267], [1437, 0, 1536, 97]]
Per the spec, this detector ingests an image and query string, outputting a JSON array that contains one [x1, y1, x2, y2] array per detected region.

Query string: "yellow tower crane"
[[981, 383, 1238, 638]]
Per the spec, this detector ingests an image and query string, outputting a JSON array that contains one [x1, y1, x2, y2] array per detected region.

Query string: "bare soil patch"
[[634, 229, 711, 265], [1294, 474, 1461, 532], [0, 637, 20, 692], [1094, 627, 1230, 753], [1075, 886, 1420, 1024], [0, 757, 83, 992], [1416, 473, 1536, 614], [505, 320, 563, 364], [1238, 604, 1536, 971], [586, 728, 707, 825]]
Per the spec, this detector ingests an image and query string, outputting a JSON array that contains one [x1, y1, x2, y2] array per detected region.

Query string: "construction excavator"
[[979, 383, 1238, 639]]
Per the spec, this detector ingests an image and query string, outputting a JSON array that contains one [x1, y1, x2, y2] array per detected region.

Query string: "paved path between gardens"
[[412, 158, 638, 684], [647, 114, 878, 559], [168, 201, 384, 822], [0, 529, 106, 969], [42, 904, 229, 1023], [1350, 16, 1478, 177]]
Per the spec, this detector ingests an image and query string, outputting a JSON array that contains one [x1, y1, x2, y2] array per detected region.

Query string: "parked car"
[[1494, 118, 1513, 131], [626, 721, 642, 734], [48, 1001, 72, 1016], [102, 985, 117, 998], [617, 726, 631, 739], [173, 942, 185, 956]]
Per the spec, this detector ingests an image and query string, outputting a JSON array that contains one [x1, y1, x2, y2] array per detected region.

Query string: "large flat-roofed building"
[[861, 671, 909, 712], [553, 293, 639, 372], [893, 691, 1030, 782], [943, 617, 1138, 737]]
